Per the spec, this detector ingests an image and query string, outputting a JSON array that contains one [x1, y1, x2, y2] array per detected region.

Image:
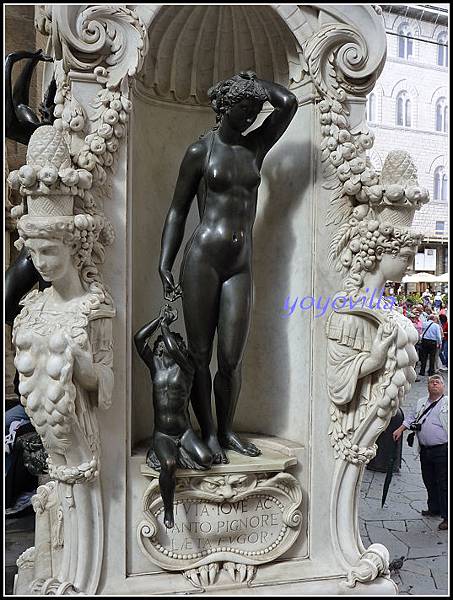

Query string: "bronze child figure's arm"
[[160, 309, 194, 375]]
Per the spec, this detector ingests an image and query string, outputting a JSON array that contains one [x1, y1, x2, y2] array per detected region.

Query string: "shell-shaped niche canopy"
[[137, 4, 303, 106]]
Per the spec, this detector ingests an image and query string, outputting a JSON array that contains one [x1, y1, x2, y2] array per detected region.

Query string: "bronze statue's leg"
[[215, 270, 261, 457], [181, 256, 227, 463], [154, 433, 179, 529], [180, 429, 213, 469]]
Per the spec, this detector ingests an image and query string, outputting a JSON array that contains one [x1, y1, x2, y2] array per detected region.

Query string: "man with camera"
[[393, 375, 448, 531]]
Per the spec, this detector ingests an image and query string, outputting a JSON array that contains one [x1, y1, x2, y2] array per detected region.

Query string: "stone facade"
[[366, 5, 448, 275]]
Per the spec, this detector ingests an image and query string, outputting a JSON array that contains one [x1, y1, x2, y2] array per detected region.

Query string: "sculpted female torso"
[[159, 73, 297, 463]]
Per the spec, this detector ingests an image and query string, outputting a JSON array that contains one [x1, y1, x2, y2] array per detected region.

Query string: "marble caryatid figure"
[[134, 305, 212, 528], [159, 72, 297, 463], [326, 151, 427, 464], [9, 125, 115, 485]]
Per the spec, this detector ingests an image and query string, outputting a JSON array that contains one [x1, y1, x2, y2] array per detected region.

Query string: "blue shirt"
[[403, 396, 448, 447], [421, 321, 442, 344]]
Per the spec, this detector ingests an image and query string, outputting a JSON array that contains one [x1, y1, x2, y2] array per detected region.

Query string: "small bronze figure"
[[159, 72, 297, 463], [134, 306, 212, 528], [5, 49, 55, 146]]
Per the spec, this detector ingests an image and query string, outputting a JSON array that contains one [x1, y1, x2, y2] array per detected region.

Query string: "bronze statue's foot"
[[205, 435, 229, 465], [164, 512, 174, 529], [218, 432, 261, 457]]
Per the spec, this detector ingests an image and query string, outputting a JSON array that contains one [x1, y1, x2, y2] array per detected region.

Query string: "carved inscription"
[[154, 495, 287, 559]]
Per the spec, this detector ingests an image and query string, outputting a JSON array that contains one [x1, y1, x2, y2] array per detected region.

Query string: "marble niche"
[[10, 4, 428, 596]]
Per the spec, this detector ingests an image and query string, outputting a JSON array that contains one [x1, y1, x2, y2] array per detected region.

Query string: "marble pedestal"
[[137, 436, 302, 591]]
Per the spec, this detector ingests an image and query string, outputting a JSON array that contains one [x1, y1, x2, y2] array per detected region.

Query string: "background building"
[[367, 4, 449, 282]]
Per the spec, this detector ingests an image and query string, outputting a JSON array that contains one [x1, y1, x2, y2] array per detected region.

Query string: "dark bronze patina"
[[159, 72, 297, 463]]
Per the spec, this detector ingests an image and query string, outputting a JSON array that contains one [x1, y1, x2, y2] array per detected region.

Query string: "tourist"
[[434, 291, 443, 312], [439, 313, 448, 370], [419, 315, 442, 377], [393, 375, 448, 531]]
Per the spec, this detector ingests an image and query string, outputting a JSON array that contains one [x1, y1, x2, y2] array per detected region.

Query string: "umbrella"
[[381, 438, 398, 508], [401, 272, 438, 283]]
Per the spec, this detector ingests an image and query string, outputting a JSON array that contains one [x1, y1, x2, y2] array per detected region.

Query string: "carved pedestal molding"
[[138, 450, 302, 591]]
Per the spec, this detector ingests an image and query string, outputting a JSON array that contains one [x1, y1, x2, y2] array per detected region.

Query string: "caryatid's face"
[[379, 247, 416, 283], [25, 237, 74, 282]]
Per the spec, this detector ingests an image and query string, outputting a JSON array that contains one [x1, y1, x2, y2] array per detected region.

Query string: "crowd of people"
[[390, 286, 448, 532], [392, 287, 448, 378]]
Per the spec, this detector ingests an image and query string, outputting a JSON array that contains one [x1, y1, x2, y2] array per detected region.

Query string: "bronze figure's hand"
[[159, 269, 181, 302]]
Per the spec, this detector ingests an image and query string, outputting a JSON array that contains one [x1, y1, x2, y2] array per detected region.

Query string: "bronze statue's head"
[[208, 71, 268, 124], [152, 332, 188, 358]]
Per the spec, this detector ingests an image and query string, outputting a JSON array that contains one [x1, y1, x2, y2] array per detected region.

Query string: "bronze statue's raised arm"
[[158, 141, 205, 299], [249, 78, 298, 161], [134, 315, 162, 367], [5, 50, 53, 145], [160, 321, 193, 374]]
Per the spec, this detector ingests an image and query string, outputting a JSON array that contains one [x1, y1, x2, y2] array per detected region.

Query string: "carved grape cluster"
[[339, 209, 421, 276]]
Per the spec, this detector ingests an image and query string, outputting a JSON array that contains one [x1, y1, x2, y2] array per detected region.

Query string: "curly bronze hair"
[[208, 72, 268, 122], [152, 332, 187, 357]]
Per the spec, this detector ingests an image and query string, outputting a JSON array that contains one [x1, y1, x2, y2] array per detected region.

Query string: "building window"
[[367, 93, 376, 122], [434, 167, 448, 201], [396, 92, 411, 127], [435, 98, 448, 132], [435, 221, 445, 234], [398, 23, 413, 59], [437, 32, 448, 67]]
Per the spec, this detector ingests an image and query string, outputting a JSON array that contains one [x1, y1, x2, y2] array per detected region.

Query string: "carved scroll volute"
[[310, 5, 387, 98], [303, 6, 386, 101], [49, 5, 149, 92]]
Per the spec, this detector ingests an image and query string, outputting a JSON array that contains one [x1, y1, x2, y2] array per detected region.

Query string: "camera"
[[409, 422, 422, 432]]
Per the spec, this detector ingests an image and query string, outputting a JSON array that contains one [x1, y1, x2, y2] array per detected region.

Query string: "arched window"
[[396, 91, 411, 127], [434, 166, 448, 201], [437, 32, 448, 67], [398, 23, 413, 59], [436, 98, 448, 132], [367, 93, 376, 122]]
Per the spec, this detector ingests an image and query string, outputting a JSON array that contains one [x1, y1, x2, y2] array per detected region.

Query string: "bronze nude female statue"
[[159, 72, 297, 463], [134, 305, 212, 528]]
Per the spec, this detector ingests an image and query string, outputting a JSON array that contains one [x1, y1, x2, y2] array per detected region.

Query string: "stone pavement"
[[4, 375, 449, 595], [360, 372, 449, 596]]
